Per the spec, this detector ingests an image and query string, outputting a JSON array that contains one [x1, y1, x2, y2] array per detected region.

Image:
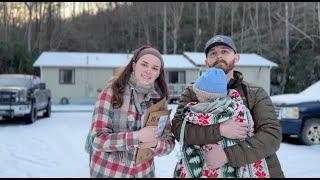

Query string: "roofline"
[[0, 74, 35, 76], [33, 65, 198, 70], [183, 52, 278, 67], [41, 51, 132, 55]]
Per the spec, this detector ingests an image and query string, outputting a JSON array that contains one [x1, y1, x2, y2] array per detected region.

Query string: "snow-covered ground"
[[0, 104, 319, 178]]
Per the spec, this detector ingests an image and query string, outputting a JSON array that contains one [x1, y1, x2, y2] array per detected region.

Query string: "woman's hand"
[[138, 140, 158, 149], [138, 126, 157, 143]]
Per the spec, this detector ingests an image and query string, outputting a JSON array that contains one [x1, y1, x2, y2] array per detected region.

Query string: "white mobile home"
[[33, 52, 198, 104], [183, 52, 278, 95]]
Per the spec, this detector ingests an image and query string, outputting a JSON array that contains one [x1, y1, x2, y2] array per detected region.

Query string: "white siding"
[[185, 69, 199, 84], [235, 66, 271, 94], [42, 67, 114, 100]]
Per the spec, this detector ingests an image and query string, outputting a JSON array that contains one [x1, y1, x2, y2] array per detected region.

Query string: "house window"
[[59, 69, 75, 84], [165, 71, 185, 84]]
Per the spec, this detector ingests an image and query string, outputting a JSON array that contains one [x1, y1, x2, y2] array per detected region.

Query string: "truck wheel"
[[43, 100, 51, 118], [24, 104, 37, 124], [299, 118, 320, 145], [60, 97, 69, 105]]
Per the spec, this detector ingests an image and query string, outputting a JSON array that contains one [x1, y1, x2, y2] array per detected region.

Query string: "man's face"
[[205, 45, 239, 74]]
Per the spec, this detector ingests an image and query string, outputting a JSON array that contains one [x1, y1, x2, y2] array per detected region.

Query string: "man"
[[171, 35, 284, 177]]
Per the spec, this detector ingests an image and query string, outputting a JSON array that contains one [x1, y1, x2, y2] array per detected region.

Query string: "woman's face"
[[132, 54, 162, 85]]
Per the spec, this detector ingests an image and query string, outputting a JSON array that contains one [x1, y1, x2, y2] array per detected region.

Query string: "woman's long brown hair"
[[109, 45, 169, 109]]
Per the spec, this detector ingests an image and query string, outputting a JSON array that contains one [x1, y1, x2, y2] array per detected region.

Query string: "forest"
[[0, 2, 320, 95]]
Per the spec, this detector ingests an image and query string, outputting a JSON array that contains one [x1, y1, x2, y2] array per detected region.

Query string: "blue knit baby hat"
[[193, 68, 227, 99]]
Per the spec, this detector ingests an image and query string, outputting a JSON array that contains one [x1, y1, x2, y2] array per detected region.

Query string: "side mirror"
[[40, 83, 46, 90]]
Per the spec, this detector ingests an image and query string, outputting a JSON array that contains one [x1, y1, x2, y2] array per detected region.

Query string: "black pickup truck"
[[271, 80, 320, 145], [0, 74, 52, 124]]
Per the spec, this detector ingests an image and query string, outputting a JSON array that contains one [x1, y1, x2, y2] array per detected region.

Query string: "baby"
[[174, 68, 270, 178]]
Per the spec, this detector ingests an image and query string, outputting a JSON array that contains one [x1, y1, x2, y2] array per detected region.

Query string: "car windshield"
[[0, 76, 32, 88]]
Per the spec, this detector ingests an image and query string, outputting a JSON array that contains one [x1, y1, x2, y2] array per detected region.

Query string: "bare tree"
[[267, 2, 273, 42], [231, 3, 236, 37], [279, 2, 290, 94], [318, 3, 320, 44], [214, 2, 220, 34], [205, 2, 210, 25], [24, 2, 35, 53], [2, 2, 8, 42], [240, 3, 246, 53], [46, 2, 54, 50], [248, 2, 262, 54], [163, 2, 167, 54], [168, 2, 184, 54], [135, 3, 151, 45], [194, 2, 199, 51]]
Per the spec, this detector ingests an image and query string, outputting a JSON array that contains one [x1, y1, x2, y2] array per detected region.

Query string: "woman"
[[85, 46, 175, 178]]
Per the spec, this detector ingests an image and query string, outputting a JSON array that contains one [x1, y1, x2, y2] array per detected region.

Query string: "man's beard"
[[211, 59, 235, 74]]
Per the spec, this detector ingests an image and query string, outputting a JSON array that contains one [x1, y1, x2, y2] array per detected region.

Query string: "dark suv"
[[0, 74, 52, 124], [271, 80, 320, 145]]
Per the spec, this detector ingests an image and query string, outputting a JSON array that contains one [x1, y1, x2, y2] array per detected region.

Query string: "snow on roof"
[[162, 54, 196, 69], [33, 52, 132, 68], [33, 51, 197, 69], [183, 52, 278, 67], [270, 80, 320, 104]]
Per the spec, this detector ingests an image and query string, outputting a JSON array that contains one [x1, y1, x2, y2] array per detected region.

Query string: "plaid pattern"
[[88, 85, 175, 178]]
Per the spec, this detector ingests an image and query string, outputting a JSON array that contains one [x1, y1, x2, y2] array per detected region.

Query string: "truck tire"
[[299, 118, 320, 145], [60, 97, 69, 105], [24, 104, 37, 124], [43, 100, 51, 118]]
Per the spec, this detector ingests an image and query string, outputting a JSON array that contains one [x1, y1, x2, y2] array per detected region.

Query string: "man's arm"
[[224, 86, 282, 167], [171, 85, 223, 145]]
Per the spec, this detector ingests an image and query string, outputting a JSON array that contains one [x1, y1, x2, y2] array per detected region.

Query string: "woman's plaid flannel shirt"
[[88, 86, 175, 178]]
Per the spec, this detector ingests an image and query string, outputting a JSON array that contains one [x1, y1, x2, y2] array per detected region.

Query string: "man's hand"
[[219, 118, 249, 139], [205, 144, 228, 170]]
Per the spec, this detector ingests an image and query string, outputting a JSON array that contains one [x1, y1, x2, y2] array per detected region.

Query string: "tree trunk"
[[255, 2, 261, 54], [268, 2, 273, 42], [318, 2, 320, 46], [46, 2, 53, 50], [24, 2, 34, 53], [2, 2, 8, 42], [214, 2, 220, 34], [280, 2, 290, 94], [240, 4, 246, 53], [205, 2, 210, 25], [139, 3, 151, 45], [194, 2, 199, 51], [231, 3, 235, 37], [304, 2, 307, 33], [171, 2, 184, 54], [163, 2, 167, 54]]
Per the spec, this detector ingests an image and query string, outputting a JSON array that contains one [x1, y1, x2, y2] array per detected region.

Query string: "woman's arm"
[[90, 89, 140, 152]]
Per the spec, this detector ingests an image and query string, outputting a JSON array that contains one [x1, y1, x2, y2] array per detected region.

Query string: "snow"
[[34, 51, 133, 68], [33, 52, 197, 69], [183, 52, 278, 67], [0, 104, 319, 178], [271, 80, 320, 104], [162, 54, 197, 69]]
